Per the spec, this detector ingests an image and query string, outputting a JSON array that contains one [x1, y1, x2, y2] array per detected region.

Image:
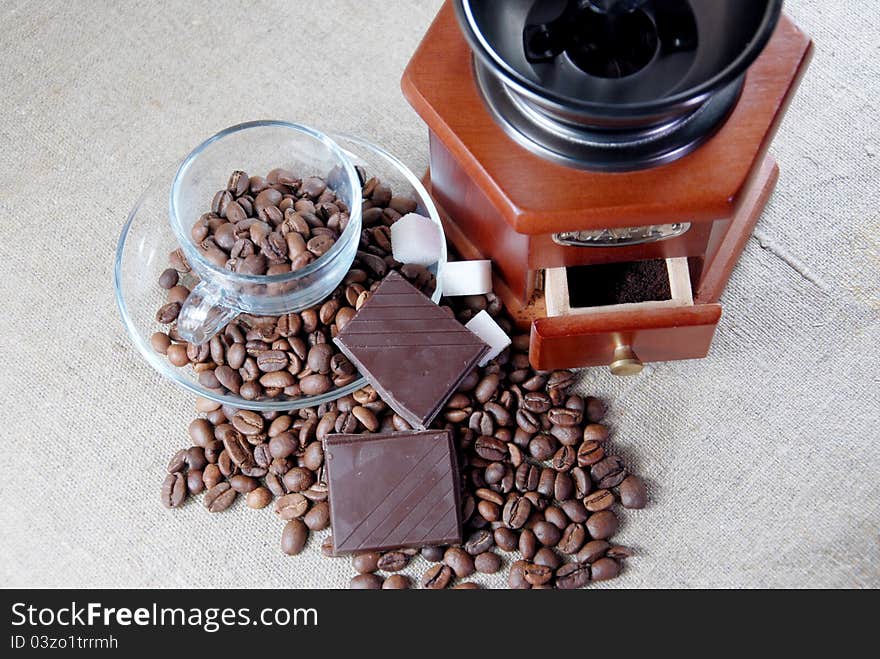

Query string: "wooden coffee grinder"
[[402, 0, 812, 374]]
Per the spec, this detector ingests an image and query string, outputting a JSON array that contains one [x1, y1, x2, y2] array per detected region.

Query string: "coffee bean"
[[516, 409, 540, 434], [533, 521, 562, 547], [267, 415, 292, 437], [306, 234, 335, 257], [477, 500, 500, 522], [475, 551, 501, 574], [515, 463, 540, 492], [246, 487, 272, 509], [260, 370, 296, 388], [582, 423, 610, 443], [283, 467, 315, 493], [534, 547, 562, 569], [300, 176, 327, 199], [183, 446, 206, 471], [160, 472, 187, 509], [303, 502, 330, 531], [474, 374, 500, 403], [377, 551, 410, 572], [619, 475, 647, 509], [158, 268, 179, 290], [204, 483, 237, 512], [546, 370, 576, 400], [420, 546, 444, 562], [577, 440, 605, 467], [554, 471, 574, 501], [150, 331, 172, 354], [519, 528, 538, 560], [269, 432, 298, 459], [222, 430, 254, 469], [229, 474, 258, 494], [350, 573, 383, 589], [227, 170, 249, 196], [570, 466, 591, 499], [494, 527, 518, 552], [485, 462, 506, 485], [585, 397, 607, 422], [558, 523, 587, 554], [502, 496, 532, 529], [548, 407, 581, 427], [197, 369, 220, 389], [552, 445, 577, 471], [523, 391, 552, 413], [231, 410, 264, 436], [556, 562, 590, 589], [591, 455, 626, 489], [382, 574, 411, 589], [302, 442, 324, 471], [352, 551, 382, 574], [523, 563, 553, 586], [475, 488, 504, 506], [302, 482, 328, 502], [186, 469, 205, 495], [590, 557, 620, 581], [575, 540, 610, 564], [444, 547, 475, 578], [561, 499, 589, 524], [529, 434, 557, 461], [536, 467, 555, 498], [464, 529, 494, 556], [586, 510, 619, 540], [607, 545, 634, 560], [156, 302, 181, 324], [281, 519, 308, 555], [508, 560, 532, 589], [537, 503, 561, 526], [167, 449, 187, 474], [475, 435, 507, 461], [214, 365, 242, 393], [226, 343, 247, 370], [352, 405, 379, 432], [169, 247, 190, 273], [275, 492, 308, 520], [256, 350, 288, 373], [300, 374, 332, 396], [254, 442, 273, 469], [421, 564, 454, 589], [583, 489, 615, 512], [166, 343, 189, 366], [203, 463, 222, 490]]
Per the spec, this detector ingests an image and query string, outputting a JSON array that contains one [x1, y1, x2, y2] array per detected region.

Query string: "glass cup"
[[170, 120, 363, 345], [115, 129, 446, 411]]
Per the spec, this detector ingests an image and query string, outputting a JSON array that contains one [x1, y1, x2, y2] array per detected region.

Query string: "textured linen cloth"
[[0, 0, 877, 589]]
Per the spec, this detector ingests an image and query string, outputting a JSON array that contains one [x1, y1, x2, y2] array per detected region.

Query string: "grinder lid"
[[456, 0, 783, 118]]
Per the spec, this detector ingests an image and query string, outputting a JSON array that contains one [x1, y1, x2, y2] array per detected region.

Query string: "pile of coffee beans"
[[151, 173, 435, 402], [161, 291, 648, 589]]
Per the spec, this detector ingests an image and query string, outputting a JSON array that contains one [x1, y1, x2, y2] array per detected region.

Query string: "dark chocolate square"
[[333, 271, 489, 429], [324, 429, 462, 554]]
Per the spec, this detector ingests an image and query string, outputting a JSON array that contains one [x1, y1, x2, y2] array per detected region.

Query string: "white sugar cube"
[[391, 213, 443, 267], [441, 260, 493, 297], [466, 310, 511, 366]]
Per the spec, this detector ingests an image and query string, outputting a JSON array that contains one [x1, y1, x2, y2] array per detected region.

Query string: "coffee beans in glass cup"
[[152, 172, 436, 405], [161, 286, 647, 589]]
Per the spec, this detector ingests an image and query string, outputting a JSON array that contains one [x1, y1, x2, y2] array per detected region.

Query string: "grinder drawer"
[[530, 257, 722, 372], [530, 304, 722, 371]]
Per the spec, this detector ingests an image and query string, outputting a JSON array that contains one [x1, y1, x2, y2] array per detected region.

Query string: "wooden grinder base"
[[403, 2, 812, 372]]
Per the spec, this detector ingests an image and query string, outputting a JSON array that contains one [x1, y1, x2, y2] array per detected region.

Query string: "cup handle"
[[176, 281, 239, 345]]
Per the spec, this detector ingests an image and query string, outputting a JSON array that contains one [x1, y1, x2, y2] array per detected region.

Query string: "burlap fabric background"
[[0, 0, 877, 589]]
